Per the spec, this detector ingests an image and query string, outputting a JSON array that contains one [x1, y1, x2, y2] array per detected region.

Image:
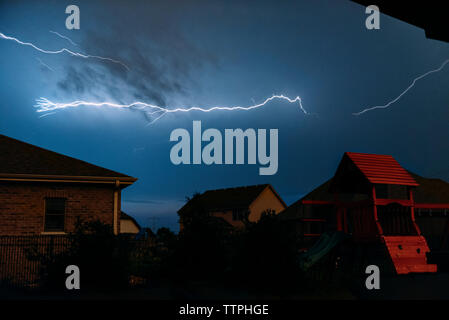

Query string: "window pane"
[[45, 215, 65, 231], [45, 198, 66, 231], [46, 198, 65, 214]]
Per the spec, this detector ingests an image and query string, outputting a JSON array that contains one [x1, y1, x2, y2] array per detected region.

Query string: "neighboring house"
[[178, 184, 287, 229], [280, 152, 449, 274], [120, 211, 141, 235], [0, 134, 137, 236]]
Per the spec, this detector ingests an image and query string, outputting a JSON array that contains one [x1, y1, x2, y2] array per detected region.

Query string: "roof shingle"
[[178, 184, 285, 214], [346, 152, 418, 186], [0, 134, 134, 179]]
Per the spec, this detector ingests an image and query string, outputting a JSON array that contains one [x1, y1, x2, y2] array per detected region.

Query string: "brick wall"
[[0, 182, 119, 235]]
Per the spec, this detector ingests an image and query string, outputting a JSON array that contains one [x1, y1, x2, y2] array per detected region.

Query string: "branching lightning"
[[49, 30, 78, 46], [1, 31, 309, 124], [5, 28, 446, 121], [354, 58, 449, 116], [35, 94, 309, 124], [0, 31, 129, 70]]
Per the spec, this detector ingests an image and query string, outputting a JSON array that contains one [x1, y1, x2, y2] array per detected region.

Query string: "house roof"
[[411, 173, 449, 204], [344, 152, 418, 186], [279, 179, 333, 220], [0, 134, 136, 184], [178, 184, 286, 214]]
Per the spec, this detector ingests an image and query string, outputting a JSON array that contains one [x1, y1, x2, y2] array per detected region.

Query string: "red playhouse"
[[282, 152, 449, 274]]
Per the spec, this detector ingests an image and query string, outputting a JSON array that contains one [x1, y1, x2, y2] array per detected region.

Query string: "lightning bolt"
[[35, 94, 309, 124], [36, 58, 54, 72], [0, 31, 129, 70], [49, 30, 78, 46], [354, 58, 449, 116]]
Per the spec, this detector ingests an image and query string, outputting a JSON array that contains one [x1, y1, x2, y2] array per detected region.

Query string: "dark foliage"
[[175, 197, 304, 292], [37, 219, 132, 291], [174, 193, 233, 282], [229, 210, 303, 293], [18, 201, 329, 295]]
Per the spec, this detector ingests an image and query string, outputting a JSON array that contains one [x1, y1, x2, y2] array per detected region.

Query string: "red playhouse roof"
[[345, 152, 418, 186]]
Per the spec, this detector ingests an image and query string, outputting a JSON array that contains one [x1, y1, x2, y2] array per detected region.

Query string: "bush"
[[38, 219, 132, 291], [229, 210, 303, 293]]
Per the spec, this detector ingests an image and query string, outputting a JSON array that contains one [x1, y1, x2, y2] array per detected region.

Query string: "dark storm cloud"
[[57, 66, 88, 93], [55, 3, 218, 108]]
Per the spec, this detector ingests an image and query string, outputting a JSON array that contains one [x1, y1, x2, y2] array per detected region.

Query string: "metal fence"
[[0, 235, 155, 289], [0, 235, 72, 288]]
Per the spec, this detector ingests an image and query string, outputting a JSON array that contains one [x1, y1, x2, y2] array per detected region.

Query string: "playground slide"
[[298, 231, 348, 271]]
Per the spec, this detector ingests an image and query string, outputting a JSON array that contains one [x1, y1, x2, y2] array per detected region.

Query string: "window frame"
[[44, 197, 67, 232]]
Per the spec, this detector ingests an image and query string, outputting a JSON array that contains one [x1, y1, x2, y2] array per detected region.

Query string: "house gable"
[[248, 185, 287, 222], [120, 211, 141, 234]]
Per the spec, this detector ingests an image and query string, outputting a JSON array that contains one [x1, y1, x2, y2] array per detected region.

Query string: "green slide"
[[298, 231, 348, 271]]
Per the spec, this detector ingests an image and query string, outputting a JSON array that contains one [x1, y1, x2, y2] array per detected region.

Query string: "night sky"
[[1, 0, 448, 231]]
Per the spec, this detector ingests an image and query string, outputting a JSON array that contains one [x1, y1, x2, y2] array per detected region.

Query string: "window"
[[44, 198, 66, 232], [375, 184, 408, 199], [375, 184, 388, 199]]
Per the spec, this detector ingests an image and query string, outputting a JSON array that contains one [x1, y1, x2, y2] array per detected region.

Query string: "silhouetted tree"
[[230, 209, 302, 293], [156, 227, 177, 248], [174, 193, 233, 282]]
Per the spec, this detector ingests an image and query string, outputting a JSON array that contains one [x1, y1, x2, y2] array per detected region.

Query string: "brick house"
[[178, 184, 287, 229], [0, 134, 137, 236]]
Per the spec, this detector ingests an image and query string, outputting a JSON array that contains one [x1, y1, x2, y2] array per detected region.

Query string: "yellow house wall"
[[210, 187, 286, 227], [248, 187, 286, 222], [120, 219, 140, 234]]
